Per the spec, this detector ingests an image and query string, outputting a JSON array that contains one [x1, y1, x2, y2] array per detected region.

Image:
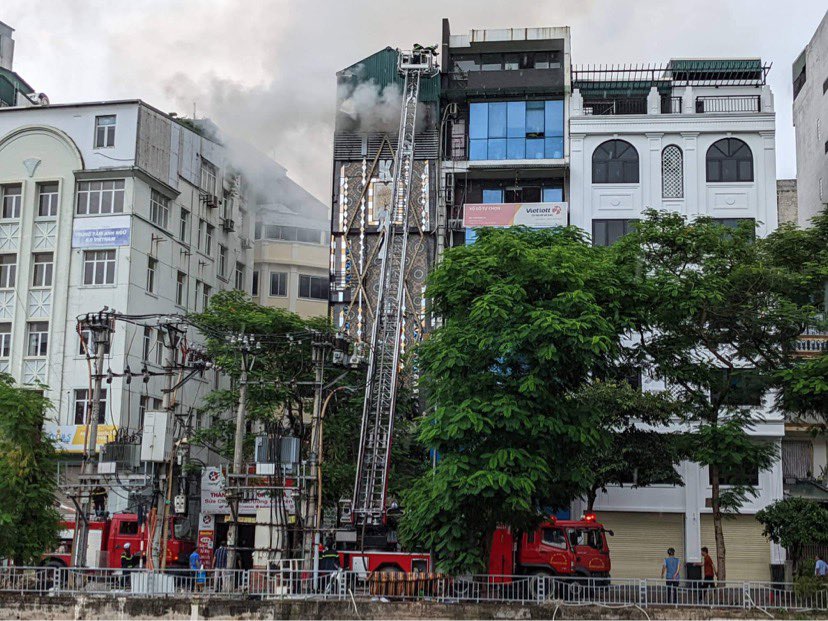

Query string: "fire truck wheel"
[[451, 575, 472, 598]]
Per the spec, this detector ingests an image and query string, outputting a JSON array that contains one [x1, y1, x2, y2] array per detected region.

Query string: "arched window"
[[662, 145, 684, 199], [706, 138, 753, 182], [592, 140, 639, 184]]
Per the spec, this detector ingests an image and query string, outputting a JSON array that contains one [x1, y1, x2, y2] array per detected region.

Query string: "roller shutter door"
[[596, 511, 684, 579], [700, 514, 770, 581]]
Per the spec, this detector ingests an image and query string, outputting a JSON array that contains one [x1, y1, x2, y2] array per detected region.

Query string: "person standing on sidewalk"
[[699, 547, 717, 602], [661, 547, 681, 603]]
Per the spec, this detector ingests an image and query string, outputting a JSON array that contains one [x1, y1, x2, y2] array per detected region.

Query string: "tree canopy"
[[756, 497, 828, 574]]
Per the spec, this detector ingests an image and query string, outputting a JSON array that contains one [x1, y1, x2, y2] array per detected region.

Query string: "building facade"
[[0, 101, 253, 484], [792, 9, 828, 228], [252, 163, 329, 318]]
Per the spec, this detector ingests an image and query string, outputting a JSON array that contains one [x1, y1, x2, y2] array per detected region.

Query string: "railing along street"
[[2, 567, 826, 611]]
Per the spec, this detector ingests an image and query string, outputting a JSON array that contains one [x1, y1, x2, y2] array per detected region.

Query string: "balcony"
[[794, 324, 828, 357], [695, 95, 761, 114], [582, 96, 682, 116]]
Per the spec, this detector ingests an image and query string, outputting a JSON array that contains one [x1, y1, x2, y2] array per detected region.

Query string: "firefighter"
[[318, 535, 340, 593], [120, 543, 138, 569]]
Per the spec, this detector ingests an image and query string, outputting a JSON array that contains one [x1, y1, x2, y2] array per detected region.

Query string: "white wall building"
[[0, 101, 253, 477], [792, 9, 828, 228], [568, 60, 782, 581]]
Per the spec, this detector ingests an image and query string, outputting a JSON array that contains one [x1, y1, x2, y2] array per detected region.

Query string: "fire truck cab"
[[489, 514, 612, 580], [41, 512, 194, 569]]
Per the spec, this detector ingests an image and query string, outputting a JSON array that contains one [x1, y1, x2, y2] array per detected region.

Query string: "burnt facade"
[[330, 47, 439, 354]]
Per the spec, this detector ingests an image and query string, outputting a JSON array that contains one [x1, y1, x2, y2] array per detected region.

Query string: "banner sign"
[[44, 423, 117, 453], [72, 215, 131, 248], [462, 202, 568, 228], [200, 467, 296, 515], [197, 512, 215, 569]]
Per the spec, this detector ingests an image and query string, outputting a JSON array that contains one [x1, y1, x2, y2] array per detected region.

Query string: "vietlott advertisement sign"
[[463, 202, 568, 228]]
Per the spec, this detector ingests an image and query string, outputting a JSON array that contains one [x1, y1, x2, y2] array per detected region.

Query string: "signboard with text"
[[463, 202, 568, 228], [72, 215, 131, 248], [44, 423, 117, 453], [200, 467, 296, 515]]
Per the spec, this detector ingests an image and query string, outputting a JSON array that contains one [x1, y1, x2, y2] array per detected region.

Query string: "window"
[[179, 209, 190, 242], [142, 326, 152, 362], [119, 521, 139, 535], [0, 254, 16, 289], [0, 323, 10, 358], [258, 225, 324, 244], [1, 184, 21, 219], [299, 274, 328, 300], [218, 245, 227, 278], [661, 145, 684, 199], [83, 249, 116, 285], [706, 138, 753, 182], [32, 252, 53, 288], [541, 527, 567, 549], [592, 140, 639, 184], [154, 329, 164, 365], [252, 270, 259, 296], [709, 464, 759, 487], [149, 190, 170, 229], [37, 182, 59, 217], [26, 321, 49, 357], [146, 256, 157, 293], [76, 180, 125, 215], [200, 159, 217, 196], [234, 262, 245, 290], [73, 388, 108, 425], [709, 368, 765, 407], [205, 224, 214, 255], [195, 280, 202, 310], [469, 100, 565, 161], [176, 271, 187, 306], [269, 271, 287, 297], [592, 219, 637, 246], [138, 395, 164, 425], [712, 218, 756, 232], [197, 219, 205, 250], [94, 115, 116, 148], [78, 329, 110, 356], [202, 283, 211, 310]]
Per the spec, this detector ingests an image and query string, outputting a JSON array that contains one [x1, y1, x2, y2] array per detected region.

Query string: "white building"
[[0, 101, 253, 483], [792, 9, 828, 228], [568, 60, 782, 581]]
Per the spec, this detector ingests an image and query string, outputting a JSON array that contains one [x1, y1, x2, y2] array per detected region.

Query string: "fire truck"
[[41, 512, 194, 569]]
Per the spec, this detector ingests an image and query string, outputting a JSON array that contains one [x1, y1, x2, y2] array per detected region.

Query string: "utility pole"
[[303, 335, 327, 573], [73, 313, 111, 568], [157, 323, 180, 570], [226, 335, 250, 573]]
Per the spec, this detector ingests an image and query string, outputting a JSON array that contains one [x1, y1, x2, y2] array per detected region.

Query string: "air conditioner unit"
[[240, 237, 253, 250], [221, 218, 235, 233], [201, 193, 220, 209]]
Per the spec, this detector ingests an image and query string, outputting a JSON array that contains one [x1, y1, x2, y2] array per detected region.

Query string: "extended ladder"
[[351, 48, 436, 527]]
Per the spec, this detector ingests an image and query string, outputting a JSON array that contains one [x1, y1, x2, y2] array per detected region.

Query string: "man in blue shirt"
[[815, 554, 828, 577], [661, 547, 681, 603]]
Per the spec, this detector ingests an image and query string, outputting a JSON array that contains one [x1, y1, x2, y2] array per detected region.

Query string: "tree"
[[756, 498, 828, 575], [574, 380, 685, 511], [618, 211, 813, 580], [0, 375, 60, 564], [398, 227, 637, 574]]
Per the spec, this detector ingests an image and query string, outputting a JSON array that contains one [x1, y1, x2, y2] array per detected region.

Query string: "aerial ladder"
[[349, 47, 438, 536]]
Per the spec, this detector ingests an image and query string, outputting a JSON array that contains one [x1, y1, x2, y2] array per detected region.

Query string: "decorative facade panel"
[[23, 359, 47, 385], [0, 223, 20, 251], [32, 221, 58, 250], [0, 291, 14, 320], [27, 290, 52, 318]]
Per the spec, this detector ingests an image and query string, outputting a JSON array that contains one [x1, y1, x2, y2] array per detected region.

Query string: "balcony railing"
[[695, 95, 761, 113], [663, 96, 683, 114], [583, 98, 647, 115]]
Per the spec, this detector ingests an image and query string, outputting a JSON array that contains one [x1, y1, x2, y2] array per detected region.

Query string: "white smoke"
[[336, 78, 404, 134]]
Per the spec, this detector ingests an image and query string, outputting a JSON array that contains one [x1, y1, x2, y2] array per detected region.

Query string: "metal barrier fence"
[[1, 567, 826, 611]]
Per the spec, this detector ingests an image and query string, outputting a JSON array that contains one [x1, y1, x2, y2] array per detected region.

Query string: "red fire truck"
[[41, 512, 195, 569], [489, 513, 612, 580]]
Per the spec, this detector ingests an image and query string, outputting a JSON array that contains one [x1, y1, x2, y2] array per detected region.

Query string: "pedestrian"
[[699, 546, 717, 602], [661, 547, 680, 604], [120, 542, 138, 588], [189, 549, 202, 591], [815, 554, 828, 578], [213, 543, 228, 592]]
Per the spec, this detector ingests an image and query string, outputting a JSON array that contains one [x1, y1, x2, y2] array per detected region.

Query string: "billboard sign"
[[200, 466, 296, 515], [44, 423, 117, 453], [462, 202, 568, 228], [72, 215, 131, 248]]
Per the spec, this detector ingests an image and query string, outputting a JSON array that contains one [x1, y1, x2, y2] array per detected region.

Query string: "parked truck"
[[41, 512, 195, 569]]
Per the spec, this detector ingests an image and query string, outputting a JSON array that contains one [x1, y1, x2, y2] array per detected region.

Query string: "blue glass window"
[[482, 189, 504, 203], [468, 99, 565, 161], [488, 103, 507, 139], [488, 139, 507, 160], [526, 101, 544, 136], [542, 187, 563, 202], [469, 103, 488, 140], [506, 102, 526, 138], [526, 139, 545, 159], [507, 139, 525, 160], [545, 137, 564, 159], [469, 139, 488, 160]]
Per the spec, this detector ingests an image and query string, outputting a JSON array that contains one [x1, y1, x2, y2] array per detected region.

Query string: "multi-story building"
[[252, 162, 329, 318], [330, 46, 439, 351], [439, 20, 571, 246], [792, 9, 828, 228], [0, 101, 254, 507]]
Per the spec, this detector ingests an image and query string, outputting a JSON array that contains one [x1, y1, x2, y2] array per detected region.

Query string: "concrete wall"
[[776, 179, 798, 225]]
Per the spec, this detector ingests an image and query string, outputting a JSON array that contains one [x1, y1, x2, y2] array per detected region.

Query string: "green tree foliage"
[[756, 498, 828, 574], [573, 380, 685, 510], [617, 211, 812, 580], [398, 227, 637, 573], [0, 375, 60, 564]]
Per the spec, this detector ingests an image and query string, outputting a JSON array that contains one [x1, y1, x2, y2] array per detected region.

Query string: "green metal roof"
[[338, 47, 440, 103], [0, 68, 35, 107], [667, 59, 765, 83], [573, 79, 672, 97]]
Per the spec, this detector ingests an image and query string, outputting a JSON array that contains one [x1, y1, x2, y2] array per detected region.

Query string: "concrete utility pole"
[[303, 335, 328, 573], [157, 324, 179, 570], [226, 335, 250, 573], [73, 314, 111, 568]]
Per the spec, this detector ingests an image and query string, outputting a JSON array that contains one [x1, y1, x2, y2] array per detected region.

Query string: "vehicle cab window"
[[541, 527, 567, 549], [119, 521, 139, 535]]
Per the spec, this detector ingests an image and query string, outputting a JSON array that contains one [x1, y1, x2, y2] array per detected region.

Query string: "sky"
[[3, 0, 826, 202]]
